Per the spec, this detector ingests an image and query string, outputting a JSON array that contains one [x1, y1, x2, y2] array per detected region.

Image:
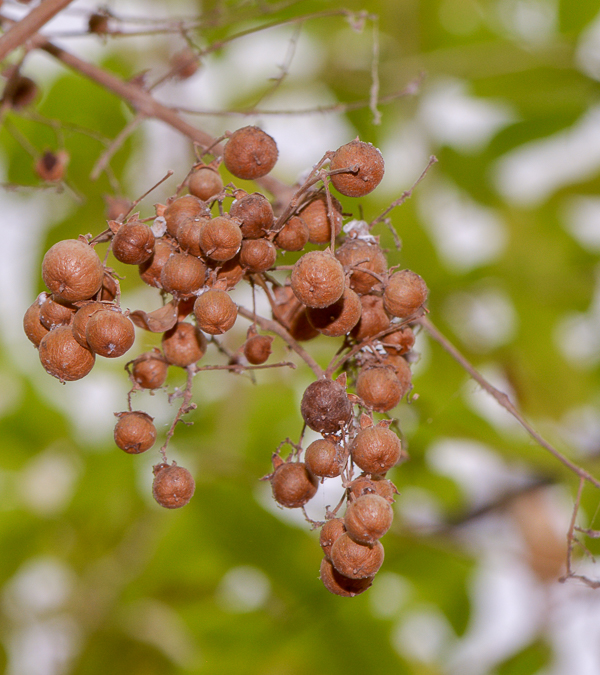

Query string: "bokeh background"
[[2, 0, 600, 673]]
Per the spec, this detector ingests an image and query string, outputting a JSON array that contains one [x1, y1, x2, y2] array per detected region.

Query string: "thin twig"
[[90, 114, 143, 180]]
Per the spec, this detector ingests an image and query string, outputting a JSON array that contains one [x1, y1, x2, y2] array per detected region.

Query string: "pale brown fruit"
[[205, 254, 245, 290], [243, 334, 273, 365], [71, 301, 105, 348], [38, 325, 95, 382], [335, 239, 387, 295], [383, 270, 428, 318], [239, 238, 277, 273], [320, 557, 374, 597], [193, 290, 237, 334], [351, 426, 402, 475], [114, 411, 156, 454], [131, 350, 169, 389], [298, 194, 343, 245], [138, 239, 175, 288], [39, 295, 75, 330], [161, 322, 207, 367], [85, 310, 136, 358], [305, 439, 346, 478], [23, 297, 49, 347], [274, 216, 309, 251], [330, 139, 384, 197], [306, 287, 362, 337], [330, 533, 384, 579], [42, 239, 104, 303], [344, 494, 393, 545], [152, 463, 195, 509], [223, 126, 278, 180], [290, 250, 345, 309], [350, 295, 390, 342], [348, 476, 398, 503], [164, 195, 210, 238], [381, 354, 412, 397], [229, 192, 274, 239], [199, 216, 242, 262], [272, 285, 319, 342], [160, 253, 206, 297], [112, 221, 155, 265], [381, 326, 415, 355], [320, 518, 346, 559], [175, 218, 205, 257], [188, 165, 223, 201], [270, 462, 318, 508], [301, 378, 352, 434], [356, 366, 403, 413]]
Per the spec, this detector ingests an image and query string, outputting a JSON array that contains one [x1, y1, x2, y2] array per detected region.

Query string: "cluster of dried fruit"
[[23, 125, 428, 595]]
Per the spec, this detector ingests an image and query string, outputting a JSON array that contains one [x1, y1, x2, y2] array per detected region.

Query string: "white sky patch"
[[419, 180, 507, 272], [392, 606, 454, 663], [494, 105, 600, 207], [419, 79, 515, 153], [562, 195, 600, 252], [576, 9, 600, 81], [216, 566, 271, 613]]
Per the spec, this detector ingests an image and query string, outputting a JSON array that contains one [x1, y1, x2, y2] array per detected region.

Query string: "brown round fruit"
[[239, 238, 277, 273], [305, 438, 346, 478], [330, 533, 384, 579], [344, 494, 393, 545], [223, 126, 278, 180], [85, 310, 136, 358], [205, 254, 245, 290], [356, 366, 403, 413], [243, 334, 273, 365], [175, 218, 205, 257], [351, 426, 402, 475], [381, 326, 415, 355], [274, 216, 309, 251], [38, 325, 95, 382], [193, 289, 237, 335], [329, 139, 384, 198], [112, 221, 155, 265], [290, 250, 345, 309], [161, 322, 207, 367], [39, 295, 75, 330], [350, 295, 390, 342], [164, 195, 210, 238], [320, 557, 374, 597], [188, 165, 224, 201], [71, 301, 105, 348], [383, 270, 429, 318], [335, 239, 387, 295], [298, 194, 343, 245], [300, 378, 352, 434], [199, 216, 242, 262], [270, 461, 318, 508], [229, 192, 274, 239], [319, 518, 346, 559], [139, 238, 175, 288], [114, 411, 156, 454], [42, 239, 105, 303], [306, 287, 361, 337], [23, 298, 49, 347], [160, 253, 206, 297], [131, 350, 169, 389], [152, 463, 195, 509]]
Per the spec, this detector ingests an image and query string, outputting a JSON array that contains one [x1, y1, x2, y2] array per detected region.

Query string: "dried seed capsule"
[[320, 518, 346, 559], [291, 250, 345, 309], [383, 270, 428, 318], [199, 216, 242, 262], [239, 238, 277, 273], [114, 411, 156, 454], [299, 194, 343, 245], [131, 350, 169, 389], [223, 126, 278, 180], [39, 295, 75, 330], [274, 216, 309, 251], [301, 378, 352, 434], [100, 272, 118, 301], [305, 438, 346, 478], [161, 322, 207, 367], [176, 218, 205, 257], [160, 252, 206, 297], [42, 239, 105, 303], [139, 239, 175, 288], [335, 239, 387, 295], [88, 12, 109, 34], [344, 494, 393, 545], [243, 334, 273, 365], [193, 289, 237, 334], [164, 195, 210, 238], [329, 139, 384, 198], [380, 354, 412, 397], [381, 326, 415, 355], [270, 462, 318, 508], [152, 463, 195, 509], [71, 301, 105, 348], [205, 254, 245, 290], [188, 165, 223, 201], [351, 426, 402, 475], [112, 220, 155, 265], [38, 325, 95, 382], [3, 75, 38, 109], [320, 557, 374, 597], [35, 151, 69, 183], [23, 297, 49, 347], [85, 309, 136, 358], [306, 287, 362, 337], [229, 192, 274, 239], [350, 295, 390, 342], [356, 366, 404, 413], [272, 285, 319, 342], [330, 533, 384, 579], [347, 476, 378, 501]]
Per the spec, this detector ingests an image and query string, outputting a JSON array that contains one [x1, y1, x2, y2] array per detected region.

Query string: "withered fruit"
[[351, 426, 402, 475], [274, 215, 309, 251], [42, 239, 105, 303], [270, 461, 318, 508], [319, 518, 346, 559], [330, 533, 384, 579], [239, 238, 277, 273], [272, 285, 319, 342], [223, 126, 278, 180], [71, 301, 105, 348], [305, 438, 346, 478], [383, 270, 428, 318], [160, 252, 206, 297], [199, 216, 242, 262], [205, 254, 245, 290], [320, 557, 374, 597], [381, 326, 415, 355], [229, 192, 274, 239], [35, 151, 69, 183], [111, 220, 155, 265], [306, 287, 362, 337], [152, 463, 196, 509], [3, 74, 38, 109], [243, 334, 273, 365], [23, 298, 49, 347], [131, 350, 169, 389], [85, 309, 136, 358], [350, 294, 390, 342], [329, 139, 384, 198], [290, 250, 345, 309], [164, 195, 210, 238], [100, 272, 118, 301], [335, 239, 387, 295], [175, 218, 205, 257], [381, 354, 412, 398], [344, 494, 393, 545], [299, 194, 343, 245], [356, 366, 403, 413], [188, 165, 223, 201], [88, 12, 109, 34], [138, 239, 175, 288], [301, 378, 352, 434], [39, 295, 75, 330], [161, 322, 207, 367], [114, 411, 156, 454], [193, 289, 237, 334], [348, 476, 397, 503], [38, 325, 95, 382]]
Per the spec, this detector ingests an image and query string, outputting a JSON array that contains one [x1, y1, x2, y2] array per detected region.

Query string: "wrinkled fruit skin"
[[152, 464, 195, 509], [330, 533, 384, 579], [351, 426, 402, 475], [344, 494, 393, 545], [38, 325, 95, 382], [319, 557, 374, 597], [291, 251, 345, 309], [271, 462, 318, 508], [329, 140, 384, 198], [383, 270, 428, 318], [42, 239, 105, 303], [223, 126, 278, 180], [300, 379, 352, 434], [114, 411, 156, 454]]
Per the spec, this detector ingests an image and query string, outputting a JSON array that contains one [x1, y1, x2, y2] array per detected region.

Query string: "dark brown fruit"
[[131, 350, 169, 389], [350, 295, 390, 342], [351, 426, 402, 475], [305, 439, 346, 478], [329, 139, 384, 198], [320, 557, 374, 597], [3, 75, 38, 109], [344, 494, 393, 545], [88, 12, 109, 34], [161, 322, 207, 367], [114, 411, 156, 454], [239, 238, 277, 273], [199, 216, 242, 262], [71, 301, 105, 348], [306, 287, 361, 337], [38, 325, 95, 381], [299, 194, 343, 245], [223, 126, 278, 180], [152, 463, 195, 509], [381, 326, 415, 355], [320, 518, 346, 559], [112, 221, 155, 265], [335, 239, 387, 295], [42, 239, 105, 303], [383, 270, 428, 318], [188, 165, 223, 201], [274, 216, 309, 251], [229, 192, 274, 239], [330, 533, 384, 579], [164, 195, 210, 238], [39, 295, 75, 330], [85, 310, 136, 358], [160, 253, 206, 297], [243, 334, 273, 365], [290, 250, 345, 309], [272, 285, 319, 342], [301, 378, 352, 433], [356, 366, 403, 412], [23, 297, 49, 347], [193, 290, 237, 334], [138, 239, 175, 288], [271, 462, 318, 508]]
